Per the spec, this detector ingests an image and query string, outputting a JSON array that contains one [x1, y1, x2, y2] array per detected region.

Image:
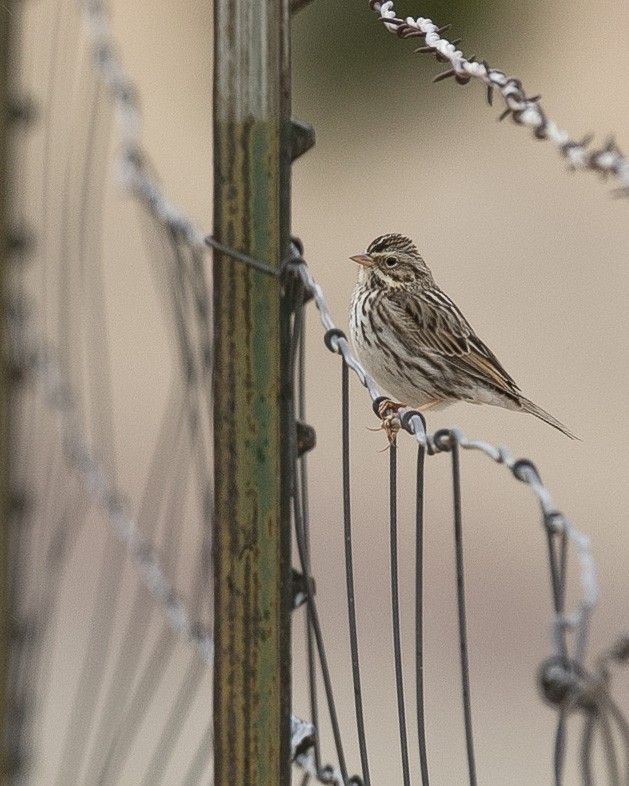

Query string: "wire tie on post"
[[291, 568, 314, 610], [290, 235, 304, 256], [284, 239, 315, 304], [290, 714, 316, 759], [205, 235, 280, 278], [296, 420, 316, 457]]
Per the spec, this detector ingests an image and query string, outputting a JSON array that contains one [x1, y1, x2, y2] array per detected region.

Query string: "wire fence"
[[4, 0, 629, 784], [292, 259, 629, 785]]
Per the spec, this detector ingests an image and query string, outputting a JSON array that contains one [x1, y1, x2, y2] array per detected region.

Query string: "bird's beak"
[[350, 253, 373, 267]]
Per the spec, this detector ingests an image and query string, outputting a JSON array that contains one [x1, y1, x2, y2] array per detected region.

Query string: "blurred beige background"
[[19, 0, 629, 783]]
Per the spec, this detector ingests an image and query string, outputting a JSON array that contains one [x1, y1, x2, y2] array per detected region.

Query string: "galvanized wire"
[[388, 444, 411, 785], [341, 359, 371, 785], [414, 441, 429, 785], [450, 441, 477, 786]]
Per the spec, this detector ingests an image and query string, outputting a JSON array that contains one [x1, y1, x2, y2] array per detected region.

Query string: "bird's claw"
[[376, 399, 405, 446]]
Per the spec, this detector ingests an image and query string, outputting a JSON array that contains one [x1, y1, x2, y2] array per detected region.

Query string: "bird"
[[349, 233, 576, 442]]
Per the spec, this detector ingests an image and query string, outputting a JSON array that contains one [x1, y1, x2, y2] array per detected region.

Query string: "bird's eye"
[[384, 256, 398, 268]]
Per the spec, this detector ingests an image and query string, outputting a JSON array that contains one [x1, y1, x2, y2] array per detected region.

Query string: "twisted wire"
[[369, 1, 629, 197], [79, 0, 206, 246], [19, 339, 214, 666]]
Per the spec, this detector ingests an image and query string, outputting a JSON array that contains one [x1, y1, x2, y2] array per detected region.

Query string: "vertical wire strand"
[[293, 434, 349, 786], [554, 707, 567, 786], [545, 516, 569, 782], [599, 707, 621, 786], [291, 282, 321, 774], [545, 524, 569, 658], [97, 627, 179, 785], [603, 694, 629, 780], [140, 657, 207, 786], [53, 66, 124, 786], [341, 360, 371, 786], [297, 309, 322, 776], [451, 439, 478, 786], [414, 442, 429, 785], [389, 443, 411, 786], [580, 712, 595, 786], [289, 284, 350, 785]]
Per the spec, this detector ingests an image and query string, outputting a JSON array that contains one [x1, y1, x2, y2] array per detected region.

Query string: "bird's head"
[[350, 233, 434, 289]]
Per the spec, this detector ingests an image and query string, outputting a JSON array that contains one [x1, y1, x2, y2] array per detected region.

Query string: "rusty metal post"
[[212, 0, 293, 783], [0, 2, 14, 780]]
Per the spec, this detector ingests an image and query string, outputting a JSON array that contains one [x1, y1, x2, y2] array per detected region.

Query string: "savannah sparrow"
[[349, 233, 576, 441]]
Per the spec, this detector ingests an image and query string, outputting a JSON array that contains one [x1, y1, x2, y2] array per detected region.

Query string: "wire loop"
[[511, 458, 541, 483], [324, 328, 348, 354], [433, 428, 453, 452]]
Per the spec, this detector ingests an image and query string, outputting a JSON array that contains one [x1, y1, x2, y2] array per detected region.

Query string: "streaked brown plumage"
[[349, 233, 576, 439]]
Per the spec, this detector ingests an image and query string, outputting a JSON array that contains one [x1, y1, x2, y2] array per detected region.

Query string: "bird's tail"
[[519, 397, 579, 440]]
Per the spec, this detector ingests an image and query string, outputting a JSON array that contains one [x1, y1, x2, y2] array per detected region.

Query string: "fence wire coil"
[[3, 0, 629, 784]]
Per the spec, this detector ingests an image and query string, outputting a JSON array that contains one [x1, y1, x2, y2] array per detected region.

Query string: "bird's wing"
[[390, 286, 521, 395]]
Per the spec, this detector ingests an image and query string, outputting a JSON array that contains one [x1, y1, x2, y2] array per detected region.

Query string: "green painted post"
[[212, 0, 293, 784], [0, 2, 13, 780]]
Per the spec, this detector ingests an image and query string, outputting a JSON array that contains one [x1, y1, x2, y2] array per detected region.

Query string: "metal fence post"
[[0, 2, 13, 780], [212, 1, 293, 784]]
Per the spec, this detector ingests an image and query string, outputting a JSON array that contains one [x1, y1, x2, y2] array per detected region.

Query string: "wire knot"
[[538, 657, 599, 713]]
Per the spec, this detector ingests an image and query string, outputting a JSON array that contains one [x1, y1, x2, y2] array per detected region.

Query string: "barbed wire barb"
[[369, 1, 629, 196]]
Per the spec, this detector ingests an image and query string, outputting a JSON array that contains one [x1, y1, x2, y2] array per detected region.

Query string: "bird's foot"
[[370, 399, 405, 446]]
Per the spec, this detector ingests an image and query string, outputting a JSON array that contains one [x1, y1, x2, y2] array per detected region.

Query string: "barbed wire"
[[79, 0, 206, 246], [12, 337, 214, 666], [369, 0, 629, 197]]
